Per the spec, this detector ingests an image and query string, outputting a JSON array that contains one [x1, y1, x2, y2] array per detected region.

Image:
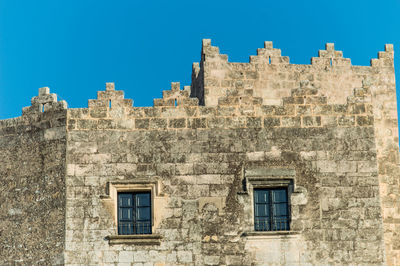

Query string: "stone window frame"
[[103, 178, 163, 245], [240, 167, 305, 237]]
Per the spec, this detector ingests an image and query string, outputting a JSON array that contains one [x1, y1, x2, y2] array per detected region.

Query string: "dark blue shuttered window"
[[118, 192, 152, 235], [254, 188, 290, 231]]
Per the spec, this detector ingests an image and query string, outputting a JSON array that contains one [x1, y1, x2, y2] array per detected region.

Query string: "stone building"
[[0, 39, 399, 265]]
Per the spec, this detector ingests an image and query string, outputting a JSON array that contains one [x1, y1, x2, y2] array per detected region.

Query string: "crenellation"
[[318, 43, 343, 58], [371, 44, 395, 68], [22, 87, 67, 115], [250, 41, 290, 66], [97, 90, 124, 100], [310, 43, 353, 68], [378, 47, 394, 60], [385, 43, 394, 52], [201, 39, 227, 63], [86, 83, 132, 119], [154, 82, 199, 107]]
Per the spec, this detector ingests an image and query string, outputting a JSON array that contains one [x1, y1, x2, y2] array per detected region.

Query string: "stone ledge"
[[107, 234, 162, 245], [245, 168, 296, 177], [241, 231, 300, 238]]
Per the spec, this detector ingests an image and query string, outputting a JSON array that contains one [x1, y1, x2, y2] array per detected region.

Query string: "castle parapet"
[[88, 82, 133, 110], [153, 82, 199, 107], [22, 87, 67, 115], [250, 41, 290, 65], [311, 43, 351, 67], [371, 44, 394, 67], [201, 39, 228, 63]]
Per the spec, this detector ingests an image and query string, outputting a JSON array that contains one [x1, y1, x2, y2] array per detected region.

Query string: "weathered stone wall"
[[0, 88, 67, 265], [0, 39, 398, 265], [64, 79, 385, 264], [369, 44, 400, 266], [191, 39, 400, 265]]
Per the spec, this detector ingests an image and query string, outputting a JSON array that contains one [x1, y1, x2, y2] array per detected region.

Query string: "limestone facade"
[[0, 39, 399, 265]]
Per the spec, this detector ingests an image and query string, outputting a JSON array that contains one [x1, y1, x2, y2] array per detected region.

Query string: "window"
[[254, 188, 290, 231], [104, 180, 164, 244], [118, 192, 152, 235]]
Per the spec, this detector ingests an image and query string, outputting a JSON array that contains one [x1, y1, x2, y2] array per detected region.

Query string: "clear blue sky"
[[0, 0, 399, 119]]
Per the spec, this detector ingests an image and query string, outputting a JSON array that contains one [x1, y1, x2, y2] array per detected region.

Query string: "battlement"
[[199, 38, 392, 67], [190, 39, 395, 108], [22, 87, 67, 115], [1, 39, 393, 122], [89, 82, 133, 109], [0, 39, 395, 134], [154, 82, 198, 107]]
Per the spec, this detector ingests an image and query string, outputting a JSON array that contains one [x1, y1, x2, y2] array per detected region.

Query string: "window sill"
[[241, 231, 299, 238], [107, 234, 162, 245]]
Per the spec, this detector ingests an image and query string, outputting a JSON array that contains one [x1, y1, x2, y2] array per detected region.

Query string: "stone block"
[[149, 251, 166, 262], [302, 116, 321, 127], [317, 160, 337, 173], [90, 108, 107, 118], [116, 119, 134, 129], [196, 174, 221, 184], [188, 118, 207, 129], [225, 255, 243, 265], [208, 117, 226, 128], [77, 119, 97, 130], [135, 118, 149, 129], [246, 151, 264, 161], [226, 117, 246, 128], [358, 161, 378, 173], [281, 117, 301, 127], [39, 87, 50, 96], [177, 251, 193, 263], [169, 118, 186, 128], [264, 117, 280, 127], [133, 251, 149, 262], [357, 116, 374, 126], [204, 255, 220, 265], [119, 251, 134, 263], [44, 127, 66, 140], [150, 118, 167, 129], [166, 252, 177, 263], [338, 116, 355, 126], [175, 164, 194, 175], [246, 117, 262, 128], [282, 96, 304, 105], [337, 161, 357, 173]]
